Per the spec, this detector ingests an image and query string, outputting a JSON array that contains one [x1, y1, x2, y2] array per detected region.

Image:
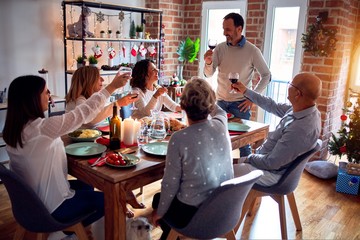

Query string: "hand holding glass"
[[228, 72, 239, 94], [118, 67, 132, 93]]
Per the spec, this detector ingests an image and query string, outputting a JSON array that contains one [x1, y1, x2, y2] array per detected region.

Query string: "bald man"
[[231, 73, 322, 186]]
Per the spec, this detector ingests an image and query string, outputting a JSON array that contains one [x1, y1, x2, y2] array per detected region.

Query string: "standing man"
[[203, 12, 271, 156]]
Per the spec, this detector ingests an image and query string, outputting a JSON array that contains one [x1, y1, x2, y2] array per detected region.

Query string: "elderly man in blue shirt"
[[231, 72, 322, 186]]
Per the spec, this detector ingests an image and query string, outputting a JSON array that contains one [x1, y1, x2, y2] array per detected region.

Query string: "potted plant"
[[136, 25, 144, 39], [129, 20, 136, 39], [108, 29, 112, 38], [116, 30, 121, 38], [88, 55, 98, 67], [76, 55, 86, 68], [100, 30, 105, 38], [176, 37, 200, 80]]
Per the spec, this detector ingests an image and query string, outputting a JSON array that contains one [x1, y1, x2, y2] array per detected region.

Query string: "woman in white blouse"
[[130, 59, 181, 119], [3, 74, 127, 231]]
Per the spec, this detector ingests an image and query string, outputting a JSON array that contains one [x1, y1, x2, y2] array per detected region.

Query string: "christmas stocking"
[[131, 44, 139, 57]]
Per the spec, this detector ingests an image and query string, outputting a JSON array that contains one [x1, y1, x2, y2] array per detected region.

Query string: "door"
[[261, 0, 307, 130], [200, 1, 247, 89]]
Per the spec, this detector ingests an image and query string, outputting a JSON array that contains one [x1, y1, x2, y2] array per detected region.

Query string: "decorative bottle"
[[110, 103, 121, 150]]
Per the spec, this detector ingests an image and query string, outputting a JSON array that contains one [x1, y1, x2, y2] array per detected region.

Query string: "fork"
[[90, 152, 106, 167]]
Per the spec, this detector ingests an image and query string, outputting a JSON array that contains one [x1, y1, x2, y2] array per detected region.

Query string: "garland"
[[301, 20, 337, 57]]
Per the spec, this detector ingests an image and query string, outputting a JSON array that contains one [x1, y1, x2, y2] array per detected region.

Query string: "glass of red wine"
[[228, 72, 239, 94], [208, 39, 217, 50], [129, 89, 139, 110]]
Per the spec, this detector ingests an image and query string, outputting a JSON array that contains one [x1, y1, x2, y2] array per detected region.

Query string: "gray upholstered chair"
[[234, 139, 322, 239], [165, 170, 264, 240], [0, 163, 93, 240]]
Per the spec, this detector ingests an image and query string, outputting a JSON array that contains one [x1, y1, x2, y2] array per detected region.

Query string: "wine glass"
[[136, 121, 149, 147], [208, 39, 217, 50], [118, 66, 132, 93], [228, 72, 239, 94], [160, 76, 171, 88], [129, 89, 139, 110]]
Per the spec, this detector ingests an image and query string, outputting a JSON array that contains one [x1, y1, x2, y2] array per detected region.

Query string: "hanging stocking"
[[108, 46, 116, 59], [92, 45, 103, 58], [147, 45, 156, 57], [131, 44, 139, 57], [139, 44, 147, 57]]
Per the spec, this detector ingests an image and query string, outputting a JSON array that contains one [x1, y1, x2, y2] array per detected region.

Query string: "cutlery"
[[90, 152, 106, 167]]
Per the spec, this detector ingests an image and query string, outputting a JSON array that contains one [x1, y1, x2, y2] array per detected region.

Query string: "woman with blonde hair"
[[65, 66, 144, 217], [65, 66, 137, 128], [151, 78, 234, 239]]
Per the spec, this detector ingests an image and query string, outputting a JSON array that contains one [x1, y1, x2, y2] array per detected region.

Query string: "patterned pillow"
[[305, 160, 338, 179]]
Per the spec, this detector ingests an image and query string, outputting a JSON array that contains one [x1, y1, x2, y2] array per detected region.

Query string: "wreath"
[[301, 20, 337, 57]]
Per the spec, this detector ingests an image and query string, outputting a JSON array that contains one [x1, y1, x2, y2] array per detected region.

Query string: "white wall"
[[0, 0, 144, 131]]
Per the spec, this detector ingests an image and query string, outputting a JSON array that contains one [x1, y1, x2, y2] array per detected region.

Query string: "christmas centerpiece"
[[329, 94, 360, 175]]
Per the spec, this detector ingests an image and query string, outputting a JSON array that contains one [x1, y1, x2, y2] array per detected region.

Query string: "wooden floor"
[[1, 171, 359, 240]]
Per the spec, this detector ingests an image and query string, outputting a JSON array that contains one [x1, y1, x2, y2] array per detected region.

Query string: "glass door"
[[261, 0, 307, 130], [200, 1, 247, 89]]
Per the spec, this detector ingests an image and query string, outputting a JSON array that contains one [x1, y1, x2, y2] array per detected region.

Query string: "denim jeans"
[[51, 180, 104, 227], [217, 99, 252, 156]]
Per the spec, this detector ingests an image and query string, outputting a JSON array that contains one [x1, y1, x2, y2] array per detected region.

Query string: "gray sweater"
[[157, 105, 234, 217]]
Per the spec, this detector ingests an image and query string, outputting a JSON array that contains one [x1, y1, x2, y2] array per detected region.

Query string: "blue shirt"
[[244, 89, 321, 173]]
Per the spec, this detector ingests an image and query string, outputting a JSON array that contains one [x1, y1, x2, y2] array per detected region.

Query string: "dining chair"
[[234, 139, 322, 239], [0, 163, 93, 240], [164, 170, 264, 240]]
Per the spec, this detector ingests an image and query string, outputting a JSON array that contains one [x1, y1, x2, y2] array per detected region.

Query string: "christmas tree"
[[329, 95, 360, 164]]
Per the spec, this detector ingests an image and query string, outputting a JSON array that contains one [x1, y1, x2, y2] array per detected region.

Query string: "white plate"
[[65, 142, 107, 156], [142, 142, 168, 156], [68, 129, 102, 142], [228, 122, 250, 132], [105, 154, 140, 168]]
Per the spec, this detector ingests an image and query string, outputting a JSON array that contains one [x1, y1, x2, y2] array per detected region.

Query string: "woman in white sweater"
[[3, 74, 127, 230], [130, 59, 181, 119]]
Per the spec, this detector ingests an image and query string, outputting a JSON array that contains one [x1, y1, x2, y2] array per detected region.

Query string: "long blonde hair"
[[65, 66, 100, 102]]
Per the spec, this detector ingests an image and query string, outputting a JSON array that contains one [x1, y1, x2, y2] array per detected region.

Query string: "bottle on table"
[[110, 103, 121, 150]]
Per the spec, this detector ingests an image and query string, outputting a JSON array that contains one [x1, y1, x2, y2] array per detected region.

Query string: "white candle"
[[120, 118, 124, 142], [123, 117, 134, 145], [132, 119, 141, 144]]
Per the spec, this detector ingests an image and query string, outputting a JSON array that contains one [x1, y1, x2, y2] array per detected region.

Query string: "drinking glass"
[[118, 66, 132, 93], [136, 121, 149, 147], [149, 113, 167, 141], [129, 89, 139, 110], [160, 76, 171, 88], [208, 39, 217, 50], [228, 72, 239, 94]]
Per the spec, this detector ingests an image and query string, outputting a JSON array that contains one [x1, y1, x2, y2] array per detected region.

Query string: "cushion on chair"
[[305, 160, 338, 179]]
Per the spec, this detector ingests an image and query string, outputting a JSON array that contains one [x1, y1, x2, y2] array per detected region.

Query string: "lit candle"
[[123, 117, 134, 146], [120, 118, 124, 142], [132, 119, 141, 144]]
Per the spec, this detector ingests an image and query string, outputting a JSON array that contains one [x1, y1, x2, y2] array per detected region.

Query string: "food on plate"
[[106, 153, 126, 166], [141, 116, 186, 132], [69, 129, 101, 138]]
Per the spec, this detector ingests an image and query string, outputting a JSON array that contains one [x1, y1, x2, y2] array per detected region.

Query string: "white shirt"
[[7, 88, 111, 213]]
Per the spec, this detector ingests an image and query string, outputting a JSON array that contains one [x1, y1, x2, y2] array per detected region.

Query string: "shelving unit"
[[62, 0, 163, 95]]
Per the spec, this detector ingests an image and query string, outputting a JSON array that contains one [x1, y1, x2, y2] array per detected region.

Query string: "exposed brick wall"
[[303, 0, 360, 158]]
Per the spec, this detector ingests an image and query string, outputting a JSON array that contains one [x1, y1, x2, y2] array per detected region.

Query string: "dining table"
[[64, 118, 269, 240]]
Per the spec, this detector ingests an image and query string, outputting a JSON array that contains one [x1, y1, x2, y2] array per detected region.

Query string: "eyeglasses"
[[131, 224, 151, 231], [287, 81, 303, 96]]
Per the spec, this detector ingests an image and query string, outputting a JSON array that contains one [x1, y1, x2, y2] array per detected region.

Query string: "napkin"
[[229, 131, 245, 136], [87, 157, 107, 167], [97, 125, 109, 132], [96, 137, 138, 148]]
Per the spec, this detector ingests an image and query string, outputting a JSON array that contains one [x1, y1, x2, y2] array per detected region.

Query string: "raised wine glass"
[[228, 72, 239, 94], [208, 39, 217, 50], [129, 89, 139, 110], [160, 76, 171, 88], [118, 66, 132, 94]]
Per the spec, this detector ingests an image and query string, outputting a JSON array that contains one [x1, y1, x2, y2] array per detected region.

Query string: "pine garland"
[[301, 20, 337, 57]]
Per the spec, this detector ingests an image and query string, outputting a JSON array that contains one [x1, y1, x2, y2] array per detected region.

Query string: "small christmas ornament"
[[118, 11, 124, 21], [108, 46, 116, 59], [147, 45, 156, 57], [96, 11, 105, 23], [131, 44, 139, 57], [145, 32, 151, 39], [340, 114, 347, 121], [139, 44, 147, 57], [92, 45, 103, 58], [346, 101, 353, 108]]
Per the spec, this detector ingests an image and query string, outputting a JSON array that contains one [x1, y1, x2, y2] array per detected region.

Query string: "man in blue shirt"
[[231, 72, 322, 186]]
